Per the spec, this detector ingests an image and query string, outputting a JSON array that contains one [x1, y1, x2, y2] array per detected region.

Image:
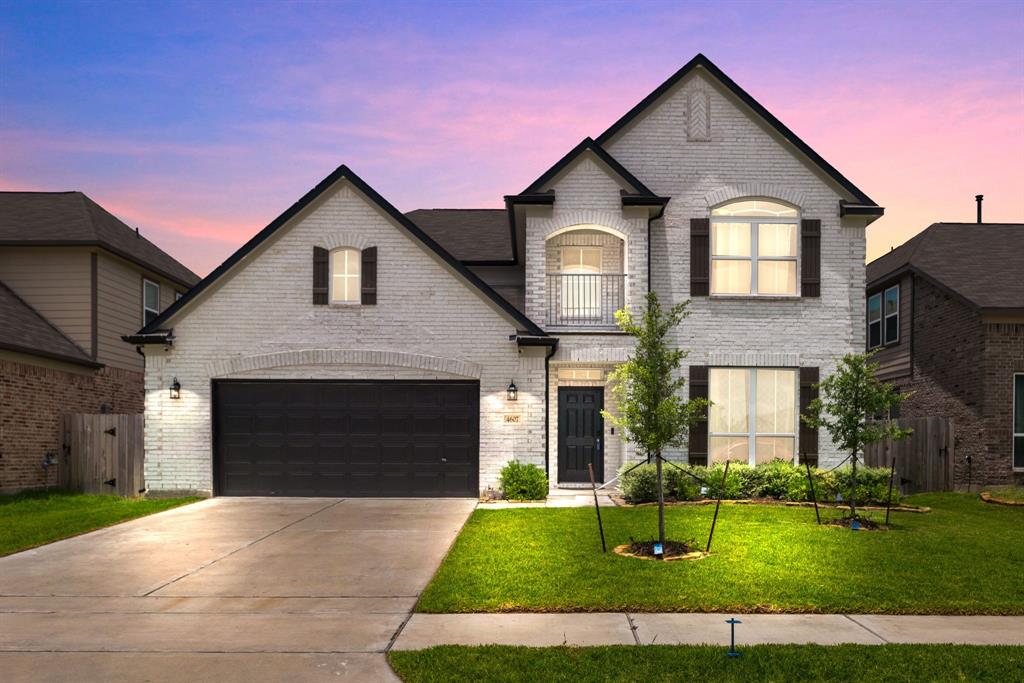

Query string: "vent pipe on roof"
[[975, 195, 983, 224]]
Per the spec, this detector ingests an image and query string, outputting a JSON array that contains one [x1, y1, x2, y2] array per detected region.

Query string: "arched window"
[[710, 199, 798, 295], [330, 248, 361, 303]]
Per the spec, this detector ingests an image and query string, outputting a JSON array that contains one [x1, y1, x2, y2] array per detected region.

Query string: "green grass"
[[0, 489, 199, 556], [417, 493, 1023, 614], [388, 644, 1024, 683]]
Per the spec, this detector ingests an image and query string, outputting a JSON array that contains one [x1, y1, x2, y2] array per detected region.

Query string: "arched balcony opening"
[[545, 225, 626, 329]]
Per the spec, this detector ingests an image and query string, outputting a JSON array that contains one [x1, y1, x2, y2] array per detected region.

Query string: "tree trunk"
[[849, 448, 858, 520], [656, 450, 666, 549]]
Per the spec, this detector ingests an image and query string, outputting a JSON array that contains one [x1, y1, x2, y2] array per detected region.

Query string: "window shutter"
[[801, 219, 821, 297], [690, 218, 710, 296], [360, 246, 377, 305], [688, 365, 709, 466], [799, 367, 819, 466], [313, 246, 328, 305]]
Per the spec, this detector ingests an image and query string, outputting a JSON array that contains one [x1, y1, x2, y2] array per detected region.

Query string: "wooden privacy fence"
[[61, 414, 144, 497], [863, 416, 954, 494]]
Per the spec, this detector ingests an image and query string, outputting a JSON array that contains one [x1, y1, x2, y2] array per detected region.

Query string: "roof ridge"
[[0, 278, 93, 360]]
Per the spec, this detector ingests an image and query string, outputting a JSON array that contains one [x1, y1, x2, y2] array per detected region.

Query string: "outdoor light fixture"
[[506, 380, 518, 401], [169, 378, 181, 400]]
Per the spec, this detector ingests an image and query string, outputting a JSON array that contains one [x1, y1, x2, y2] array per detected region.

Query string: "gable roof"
[[0, 191, 200, 288], [866, 223, 1024, 310], [520, 137, 665, 199], [0, 280, 100, 367], [135, 165, 548, 338], [405, 209, 512, 263], [595, 54, 882, 212]]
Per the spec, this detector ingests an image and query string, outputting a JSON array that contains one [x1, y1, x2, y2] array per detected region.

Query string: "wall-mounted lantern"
[[507, 380, 518, 401], [169, 377, 181, 400]]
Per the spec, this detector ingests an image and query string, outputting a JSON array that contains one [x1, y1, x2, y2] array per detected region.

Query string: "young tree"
[[801, 352, 912, 520], [603, 292, 709, 549]]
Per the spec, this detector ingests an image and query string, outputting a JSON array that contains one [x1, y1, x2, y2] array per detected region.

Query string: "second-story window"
[[561, 246, 602, 319], [711, 199, 798, 296], [867, 284, 899, 349], [143, 279, 160, 325], [330, 248, 361, 303]]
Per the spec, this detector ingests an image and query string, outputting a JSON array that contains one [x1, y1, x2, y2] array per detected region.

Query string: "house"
[[866, 222, 1024, 486], [125, 54, 883, 498], [0, 192, 199, 492]]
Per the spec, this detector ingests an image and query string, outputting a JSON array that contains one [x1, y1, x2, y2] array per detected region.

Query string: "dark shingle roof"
[[867, 223, 1024, 310], [405, 209, 512, 262], [0, 192, 199, 287], [0, 280, 99, 366]]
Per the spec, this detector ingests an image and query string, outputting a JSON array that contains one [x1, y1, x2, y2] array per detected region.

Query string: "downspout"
[[543, 340, 558, 482]]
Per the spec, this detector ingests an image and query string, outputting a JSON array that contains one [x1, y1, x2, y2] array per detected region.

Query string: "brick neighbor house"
[[126, 54, 884, 497], [0, 192, 199, 492], [866, 222, 1024, 487]]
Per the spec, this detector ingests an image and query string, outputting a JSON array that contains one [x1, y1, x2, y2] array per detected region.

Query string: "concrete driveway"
[[0, 497, 476, 682]]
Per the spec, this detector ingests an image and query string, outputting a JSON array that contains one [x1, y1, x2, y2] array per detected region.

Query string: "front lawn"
[[388, 644, 1024, 683], [0, 489, 199, 556], [417, 493, 1023, 614]]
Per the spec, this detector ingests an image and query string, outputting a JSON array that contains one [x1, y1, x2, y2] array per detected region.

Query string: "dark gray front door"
[[213, 380, 479, 497], [558, 387, 604, 483]]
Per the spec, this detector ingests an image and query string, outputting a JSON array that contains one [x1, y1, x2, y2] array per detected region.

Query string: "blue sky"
[[2, 0, 1022, 274]]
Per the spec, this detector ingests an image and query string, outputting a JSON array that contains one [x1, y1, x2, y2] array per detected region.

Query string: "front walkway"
[[0, 497, 476, 682], [393, 613, 1024, 649]]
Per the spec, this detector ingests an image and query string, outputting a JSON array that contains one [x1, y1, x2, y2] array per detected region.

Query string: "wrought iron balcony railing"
[[546, 273, 626, 328]]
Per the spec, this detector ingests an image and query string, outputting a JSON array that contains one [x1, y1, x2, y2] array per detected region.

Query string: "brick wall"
[[981, 321, 1024, 485], [0, 357, 143, 492], [894, 276, 1022, 486]]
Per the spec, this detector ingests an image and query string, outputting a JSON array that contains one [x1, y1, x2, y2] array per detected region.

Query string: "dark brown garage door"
[[213, 380, 479, 497]]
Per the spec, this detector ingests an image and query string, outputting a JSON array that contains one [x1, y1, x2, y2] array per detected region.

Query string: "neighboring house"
[[0, 191, 199, 492], [866, 222, 1024, 487], [126, 54, 883, 498]]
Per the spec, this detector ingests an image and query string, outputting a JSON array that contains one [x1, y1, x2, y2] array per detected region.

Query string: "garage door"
[[213, 380, 479, 497]]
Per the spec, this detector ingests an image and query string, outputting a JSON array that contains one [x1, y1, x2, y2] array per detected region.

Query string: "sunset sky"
[[2, 0, 1021, 276]]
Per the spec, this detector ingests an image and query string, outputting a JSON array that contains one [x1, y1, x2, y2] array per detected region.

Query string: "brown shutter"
[[688, 365, 709, 466], [313, 246, 328, 305], [360, 246, 377, 305], [690, 218, 710, 296], [801, 219, 821, 297], [799, 367, 819, 466]]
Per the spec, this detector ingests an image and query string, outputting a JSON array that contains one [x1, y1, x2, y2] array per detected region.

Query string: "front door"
[[558, 387, 604, 483]]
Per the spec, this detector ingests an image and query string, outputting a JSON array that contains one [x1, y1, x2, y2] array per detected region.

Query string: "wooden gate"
[[61, 414, 145, 497], [863, 416, 954, 494]]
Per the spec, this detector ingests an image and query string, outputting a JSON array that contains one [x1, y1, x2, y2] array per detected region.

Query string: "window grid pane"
[[331, 248, 361, 303], [708, 367, 797, 466], [758, 224, 797, 257], [757, 261, 797, 295], [711, 260, 752, 295], [712, 223, 752, 257]]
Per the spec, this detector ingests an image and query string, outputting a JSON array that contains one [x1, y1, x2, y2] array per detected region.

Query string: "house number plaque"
[[504, 414, 522, 425]]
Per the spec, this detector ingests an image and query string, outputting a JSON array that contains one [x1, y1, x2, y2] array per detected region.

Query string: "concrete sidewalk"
[[392, 613, 1024, 650]]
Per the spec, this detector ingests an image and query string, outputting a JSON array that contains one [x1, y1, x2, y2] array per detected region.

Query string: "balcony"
[[546, 273, 626, 329]]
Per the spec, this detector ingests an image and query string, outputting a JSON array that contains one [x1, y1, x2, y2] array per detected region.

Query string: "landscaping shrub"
[[618, 460, 900, 505], [498, 461, 548, 500]]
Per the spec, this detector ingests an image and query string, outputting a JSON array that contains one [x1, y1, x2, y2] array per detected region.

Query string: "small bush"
[[618, 459, 899, 505], [619, 463, 660, 504], [498, 461, 548, 500]]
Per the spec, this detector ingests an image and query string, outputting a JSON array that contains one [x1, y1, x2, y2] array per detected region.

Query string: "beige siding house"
[[0, 191, 198, 492]]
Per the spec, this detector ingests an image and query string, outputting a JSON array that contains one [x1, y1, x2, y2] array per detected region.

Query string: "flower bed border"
[[610, 494, 929, 513], [979, 491, 1024, 507], [612, 543, 708, 562]]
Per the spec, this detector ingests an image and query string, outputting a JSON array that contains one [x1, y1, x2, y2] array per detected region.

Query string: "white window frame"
[[1014, 373, 1024, 471], [708, 367, 799, 466], [142, 278, 160, 325], [710, 200, 799, 297], [329, 247, 361, 305], [868, 284, 899, 349]]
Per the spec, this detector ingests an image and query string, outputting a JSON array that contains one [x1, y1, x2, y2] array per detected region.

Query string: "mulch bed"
[[822, 516, 888, 531], [613, 540, 708, 561], [610, 494, 929, 513]]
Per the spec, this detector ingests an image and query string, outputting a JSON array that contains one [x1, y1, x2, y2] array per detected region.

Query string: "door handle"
[[596, 438, 601, 452], [441, 457, 448, 463]]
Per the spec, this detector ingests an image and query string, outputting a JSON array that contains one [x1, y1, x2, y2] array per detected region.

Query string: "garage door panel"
[[214, 380, 478, 497]]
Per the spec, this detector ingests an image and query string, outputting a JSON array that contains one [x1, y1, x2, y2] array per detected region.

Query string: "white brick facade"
[[143, 181, 547, 494], [141, 60, 873, 495]]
